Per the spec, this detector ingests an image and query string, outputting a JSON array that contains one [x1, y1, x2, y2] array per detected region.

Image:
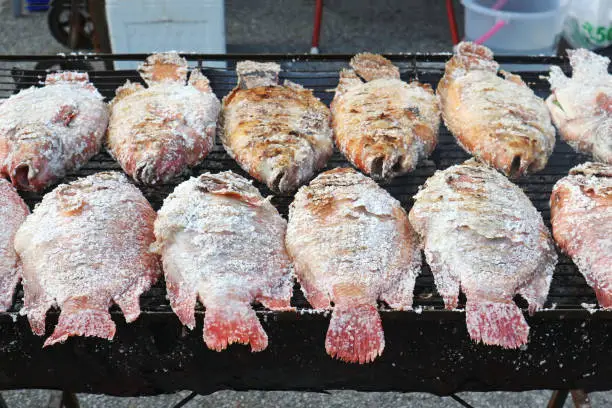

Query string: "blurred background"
[[1, 0, 611, 407]]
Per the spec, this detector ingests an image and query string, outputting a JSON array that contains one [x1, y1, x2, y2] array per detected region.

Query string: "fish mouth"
[[11, 162, 36, 191]]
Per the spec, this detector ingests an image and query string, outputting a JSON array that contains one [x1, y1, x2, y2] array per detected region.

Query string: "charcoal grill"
[[0, 53, 610, 405]]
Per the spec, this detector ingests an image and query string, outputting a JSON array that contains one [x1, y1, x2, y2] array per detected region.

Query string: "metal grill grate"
[[0, 53, 595, 312]]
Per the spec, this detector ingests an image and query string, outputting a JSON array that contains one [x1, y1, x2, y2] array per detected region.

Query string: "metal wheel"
[[47, 0, 94, 49]]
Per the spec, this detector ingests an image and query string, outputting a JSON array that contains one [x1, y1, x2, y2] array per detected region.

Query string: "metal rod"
[[547, 390, 569, 408], [311, 0, 324, 53], [450, 394, 475, 408], [172, 391, 198, 408], [446, 0, 461, 44], [570, 389, 591, 408]]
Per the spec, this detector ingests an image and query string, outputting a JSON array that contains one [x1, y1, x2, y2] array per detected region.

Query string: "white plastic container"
[[106, 0, 225, 70], [462, 0, 570, 55]]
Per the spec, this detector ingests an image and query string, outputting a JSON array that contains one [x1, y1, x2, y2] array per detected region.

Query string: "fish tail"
[[594, 286, 612, 309], [325, 303, 385, 364], [203, 303, 268, 352], [465, 298, 529, 349], [44, 300, 115, 347]]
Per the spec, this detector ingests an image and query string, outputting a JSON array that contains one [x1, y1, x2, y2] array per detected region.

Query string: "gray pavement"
[[0, 0, 610, 406]]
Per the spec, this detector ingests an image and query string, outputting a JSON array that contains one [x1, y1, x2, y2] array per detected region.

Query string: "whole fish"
[[286, 167, 421, 363], [15, 172, 160, 346], [220, 61, 333, 193], [332, 53, 440, 179], [409, 160, 557, 348], [0, 179, 29, 310], [551, 162, 612, 307], [152, 171, 293, 352], [0, 72, 108, 191], [107, 52, 221, 184]]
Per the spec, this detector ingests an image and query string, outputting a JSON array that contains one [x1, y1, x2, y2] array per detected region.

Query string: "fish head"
[[7, 124, 63, 191]]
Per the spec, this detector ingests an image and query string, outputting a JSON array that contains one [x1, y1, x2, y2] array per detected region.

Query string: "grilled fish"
[[152, 171, 293, 352], [551, 162, 612, 307], [15, 172, 160, 346], [286, 167, 421, 363], [107, 52, 221, 184], [331, 53, 440, 179], [0, 179, 29, 310], [220, 61, 333, 193], [0, 72, 108, 191], [409, 160, 557, 348], [547, 49, 612, 164], [438, 42, 555, 177]]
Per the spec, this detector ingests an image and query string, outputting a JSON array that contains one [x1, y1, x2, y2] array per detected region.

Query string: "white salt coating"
[[409, 159, 557, 348], [152, 171, 293, 352], [0, 72, 109, 191], [0, 179, 29, 311], [546, 49, 612, 164], [14, 171, 161, 347], [220, 61, 333, 193], [107, 52, 221, 185], [438, 42, 555, 177], [331, 53, 441, 180], [550, 162, 612, 308], [286, 167, 422, 363]]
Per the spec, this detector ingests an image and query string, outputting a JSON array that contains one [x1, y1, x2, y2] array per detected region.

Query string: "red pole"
[[311, 0, 323, 53], [446, 0, 460, 45]]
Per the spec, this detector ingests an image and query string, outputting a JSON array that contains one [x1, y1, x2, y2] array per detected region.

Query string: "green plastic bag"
[[563, 0, 612, 49]]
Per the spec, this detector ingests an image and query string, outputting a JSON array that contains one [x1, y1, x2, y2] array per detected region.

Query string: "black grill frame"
[[0, 53, 610, 396]]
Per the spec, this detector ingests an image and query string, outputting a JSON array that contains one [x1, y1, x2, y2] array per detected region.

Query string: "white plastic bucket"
[[461, 0, 570, 55]]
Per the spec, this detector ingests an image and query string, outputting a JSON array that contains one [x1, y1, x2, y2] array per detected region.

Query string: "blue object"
[[25, 0, 50, 12]]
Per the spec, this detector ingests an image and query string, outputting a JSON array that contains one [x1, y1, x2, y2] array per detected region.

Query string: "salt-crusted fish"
[[0, 179, 29, 310], [331, 53, 440, 179], [438, 42, 555, 177], [0, 72, 108, 191], [409, 160, 557, 348], [152, 171, 293, 352], [107, 52, 221, 184], [547, 49, 612, 164], [14, 172, 160, 346], [220, 61, 333, 193], [551, 162, 612, 307], [286, 168, 421, 363]]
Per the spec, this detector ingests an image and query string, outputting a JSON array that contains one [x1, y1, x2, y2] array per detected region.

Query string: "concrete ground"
[[0, 0, 610, 406]]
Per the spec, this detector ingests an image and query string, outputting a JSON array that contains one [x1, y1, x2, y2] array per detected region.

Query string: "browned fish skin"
[[14, 172, 161, 347], [438, 42, 555, 178], [152, 171, 293, 352], [547, 49, 612, 164], [409, 160, 557, 348], [331, 53, 440, 179], [551, 162, 612, 308], [0, 179, 29, 310], [220, 61, 333, 193], [286, 167, 422, 363]]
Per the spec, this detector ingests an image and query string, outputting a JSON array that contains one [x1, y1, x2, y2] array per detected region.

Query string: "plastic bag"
[[563, 0, 612, 49]]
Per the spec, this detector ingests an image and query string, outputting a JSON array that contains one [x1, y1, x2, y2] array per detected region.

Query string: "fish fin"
[[44, 298, 115, 347], [298, 278, 330, 309], [465, 299, 529, 349], [0, 271, 19, 312], [113, 80, 144, 104], [517, 266, 553, 315], [188, 69, 213, 93], [258, 296, 293, 311], [335, 68, 363, 96], [45, 71, 90, 86], [380, 275, 416, 310], [165, 274, 197, 329], [500, 70, 527, 87], [138, 52, 188, 86], [350, 53, 399, 81], [203, 303, 268, 352], [236, 60, 280, 89], [325, 304, 384, 364], [593, 286, 612, 309], [448, 42, 499, 75], [114, 293, 142, 323]]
